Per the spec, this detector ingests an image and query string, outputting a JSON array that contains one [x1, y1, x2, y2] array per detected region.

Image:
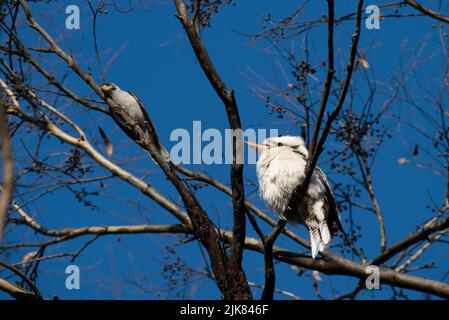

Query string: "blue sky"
[[1, 0, 448, 299]]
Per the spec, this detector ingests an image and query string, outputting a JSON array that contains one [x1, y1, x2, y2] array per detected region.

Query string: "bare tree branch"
[[261, 219, 287, 300], [173, 0, 251, 299], [0, 278, 40, 300], [370, 207, 449, 265], [0, 78, 14, 243], [405, 0, 449, 24], [284, 0, 364, 245], [0, 260, 43, 299], [18, 0, 103, 97], [234, 232, 449, 299], [309, 0, 335, 153]]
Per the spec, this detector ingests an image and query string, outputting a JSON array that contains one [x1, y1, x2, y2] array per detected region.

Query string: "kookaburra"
[[101, 83, 168, 159], [247, 136, 341, 258]]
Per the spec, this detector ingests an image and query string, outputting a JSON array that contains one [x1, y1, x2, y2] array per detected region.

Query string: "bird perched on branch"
[[247, 136, 341, 258], [101, 83, 169, 160]]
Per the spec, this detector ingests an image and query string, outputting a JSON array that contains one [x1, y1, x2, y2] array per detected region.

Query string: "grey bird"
[[247, 136, 341, 258], [101, 83, 168, 159]]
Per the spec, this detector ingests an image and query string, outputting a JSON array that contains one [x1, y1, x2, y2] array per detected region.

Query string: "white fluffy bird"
[[247, 136, 341, 258]]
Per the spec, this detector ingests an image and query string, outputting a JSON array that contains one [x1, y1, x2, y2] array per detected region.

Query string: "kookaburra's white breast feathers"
[[253, 136, 339, 259]]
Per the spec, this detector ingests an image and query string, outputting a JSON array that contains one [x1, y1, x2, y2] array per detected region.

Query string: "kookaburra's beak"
[[245, 140, 267, 152]]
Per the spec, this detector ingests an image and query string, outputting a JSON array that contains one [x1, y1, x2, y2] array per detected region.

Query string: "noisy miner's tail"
[[146, 144, 170, 164]]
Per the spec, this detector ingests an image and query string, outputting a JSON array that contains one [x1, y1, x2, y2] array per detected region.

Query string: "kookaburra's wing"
[[128, 91, 163, 154], [315, 167, 342, 235]]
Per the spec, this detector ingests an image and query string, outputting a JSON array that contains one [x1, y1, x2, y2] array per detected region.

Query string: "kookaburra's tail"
[[308, 220, 332, 259], [306, 168, 342, 259]]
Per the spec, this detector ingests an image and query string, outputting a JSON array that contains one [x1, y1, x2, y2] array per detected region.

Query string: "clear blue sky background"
[[1, 0, 448, 299]]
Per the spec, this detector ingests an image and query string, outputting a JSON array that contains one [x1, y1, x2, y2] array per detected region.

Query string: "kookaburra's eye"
[[277, 142, 283, 147]]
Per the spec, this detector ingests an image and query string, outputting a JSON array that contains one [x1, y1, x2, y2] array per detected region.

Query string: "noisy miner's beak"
[[245, 140, 268, 152], [101, 84, 112, 93]]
